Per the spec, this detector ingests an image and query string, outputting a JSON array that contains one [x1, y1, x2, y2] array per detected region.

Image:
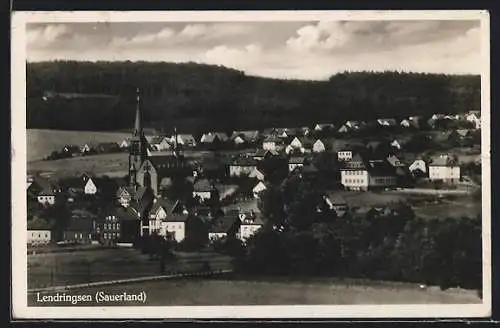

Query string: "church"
[[128, 88, 193, 197]]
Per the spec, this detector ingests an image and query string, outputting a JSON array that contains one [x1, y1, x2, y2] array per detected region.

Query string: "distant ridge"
[[27, 61, 481, 132]]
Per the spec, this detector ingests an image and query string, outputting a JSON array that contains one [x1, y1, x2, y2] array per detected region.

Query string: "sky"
[[26, 20, 482, 80]]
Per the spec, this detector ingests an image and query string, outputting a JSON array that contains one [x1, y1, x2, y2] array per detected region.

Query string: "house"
[[112, 205, 141, 244], [312, 139, 326, 153], [324, 195, 348, 217], [148, 136, 166, 151], [120, 138, 131, 149], [338, 124, 350, 133], [465, 110, 481, 129], [314, 123, 334, 132], [37, 189, 57, 205], [456, 129, 470, 138], [81, 143, 97, 154], [193, 179, 219, 201], [238, 213, 264, 241], [99, 207, 123, 245], [377, 118, 397, 127], [386, 155, 405, 168], [146, 198, 186, 236], [200, 133, 219, 144], [340, 154, 369, 191], [96, 142, 120, 154], [337, 149, 354, 161], [62, 145, 80, 156], [157, 213, 205, 243], [428, 155, 460, 183], [390, 139, 402, 150], [62, 217, 95, 244], [116, 186, 137, 207], [366, 160, 398, 189], [28, 175, 55, 199], [84, 177, 98, 195], [158, 137, 172, 151], [249, 168, 265, 181], [400, 119, 411, 128], [229, 157, 258, 177], [171, 134, 197, 147], [262, 135, 281, 151], [288, 156, 306, 172], [345, 120, 361, 130], [409, 159, 427, 175], [253, 149, 278, 161], [231, 130, 260, 144], [209, 215, 240, 240], [252, 181, 268, 198], [27, 229, 52, 245]]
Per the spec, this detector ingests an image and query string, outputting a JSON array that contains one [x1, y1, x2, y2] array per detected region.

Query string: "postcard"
[[11, 10, 491, 319]]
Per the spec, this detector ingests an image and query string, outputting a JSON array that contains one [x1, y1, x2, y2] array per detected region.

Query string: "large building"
[[128, 89, 192, 197]]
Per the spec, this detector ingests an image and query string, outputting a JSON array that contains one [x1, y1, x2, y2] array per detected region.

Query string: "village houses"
[[428, 154, 461, 183]]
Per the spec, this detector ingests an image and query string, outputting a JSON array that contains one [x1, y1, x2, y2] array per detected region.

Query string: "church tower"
[[129, 88, 149, 187]]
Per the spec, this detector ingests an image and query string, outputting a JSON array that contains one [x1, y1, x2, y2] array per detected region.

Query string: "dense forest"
[[26, 61, 481, 133]]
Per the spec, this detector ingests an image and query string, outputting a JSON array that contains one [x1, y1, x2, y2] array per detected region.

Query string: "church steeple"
[[129, 87, 149, 188], [134, 87, 142, 137]]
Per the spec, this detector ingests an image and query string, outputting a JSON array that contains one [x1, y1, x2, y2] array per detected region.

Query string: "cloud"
[[26, 21, 483, 80], [27, 24, 70, 48]]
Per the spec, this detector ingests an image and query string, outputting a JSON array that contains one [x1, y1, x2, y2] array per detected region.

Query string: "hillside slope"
[[26, 61, 481, 132]]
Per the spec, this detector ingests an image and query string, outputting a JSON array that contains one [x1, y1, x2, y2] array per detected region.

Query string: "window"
[[74, 233, 78, 239], [80, 233, 83, 239], [104, 233, 108, 239]]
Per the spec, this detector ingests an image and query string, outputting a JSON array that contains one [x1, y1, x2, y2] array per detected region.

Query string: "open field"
[[413, 197, 481, 219], [28, 153, 129, 179], [28, 248, 232, 289], [27, 129, 133, 162], [28, 276, 481, 306], [328, 191, 408, 207]]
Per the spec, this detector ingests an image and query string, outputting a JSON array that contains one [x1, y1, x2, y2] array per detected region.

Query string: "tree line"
[[27, 61, 480, 132], [217, 178, 482, 291]]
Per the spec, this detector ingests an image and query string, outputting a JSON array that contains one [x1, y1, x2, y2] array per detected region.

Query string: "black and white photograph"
[[11, 10, 491, 319]]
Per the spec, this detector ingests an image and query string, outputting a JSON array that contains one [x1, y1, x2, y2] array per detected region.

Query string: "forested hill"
[[26, 61, 481, 133]]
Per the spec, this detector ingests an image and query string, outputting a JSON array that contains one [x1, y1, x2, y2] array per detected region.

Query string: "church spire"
[[134, 87, 142, 136]]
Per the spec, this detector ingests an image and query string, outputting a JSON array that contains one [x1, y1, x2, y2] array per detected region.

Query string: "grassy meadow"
[[27, 129, 131, 162]]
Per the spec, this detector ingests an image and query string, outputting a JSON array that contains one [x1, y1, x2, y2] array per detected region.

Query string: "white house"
[[262, 136, 280, 151], [229, 157, 258, 177], [338, 125, 350, 133], [312, 139, 326, 153], [314, 123, 334, 132], [400, 119, 411, 128], [37, 189, 56, 205], [390, 139, 402, 150], [171, 134, 197, 147], [157, 137, 172, 151], [193, 179, 217, 201], [409, 159, 427, 174], [120, 138, 131, 149], [163, 214, 190, 242], [27, 229, 51, 245], [84, 178, 98, 195], [238, 215, 264, 241], [340, 167, 369, 191], [288, 157, 306, 172], [233, 135, 246, 145], [428, 155, 460, 183], [465, 111, 481, 129], [81, 143, 96, 154], [252, 181, 267, 198], [337, 150, 353, 161], [249, 168, 265, 181]]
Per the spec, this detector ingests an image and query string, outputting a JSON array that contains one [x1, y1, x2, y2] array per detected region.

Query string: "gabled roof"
[[456, 129, 470, 137], [366, 159, 397, 176], [254, 149, 278, 157], [232, 130, 260, 141], [213, 132, 229, 141], [150, 198, 180, 215], [386, 155, 405, 167], [148, 136, 165, 144]]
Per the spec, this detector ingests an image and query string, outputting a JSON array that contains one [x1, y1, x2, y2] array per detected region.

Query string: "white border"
[[11, 10, 491, 319]]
